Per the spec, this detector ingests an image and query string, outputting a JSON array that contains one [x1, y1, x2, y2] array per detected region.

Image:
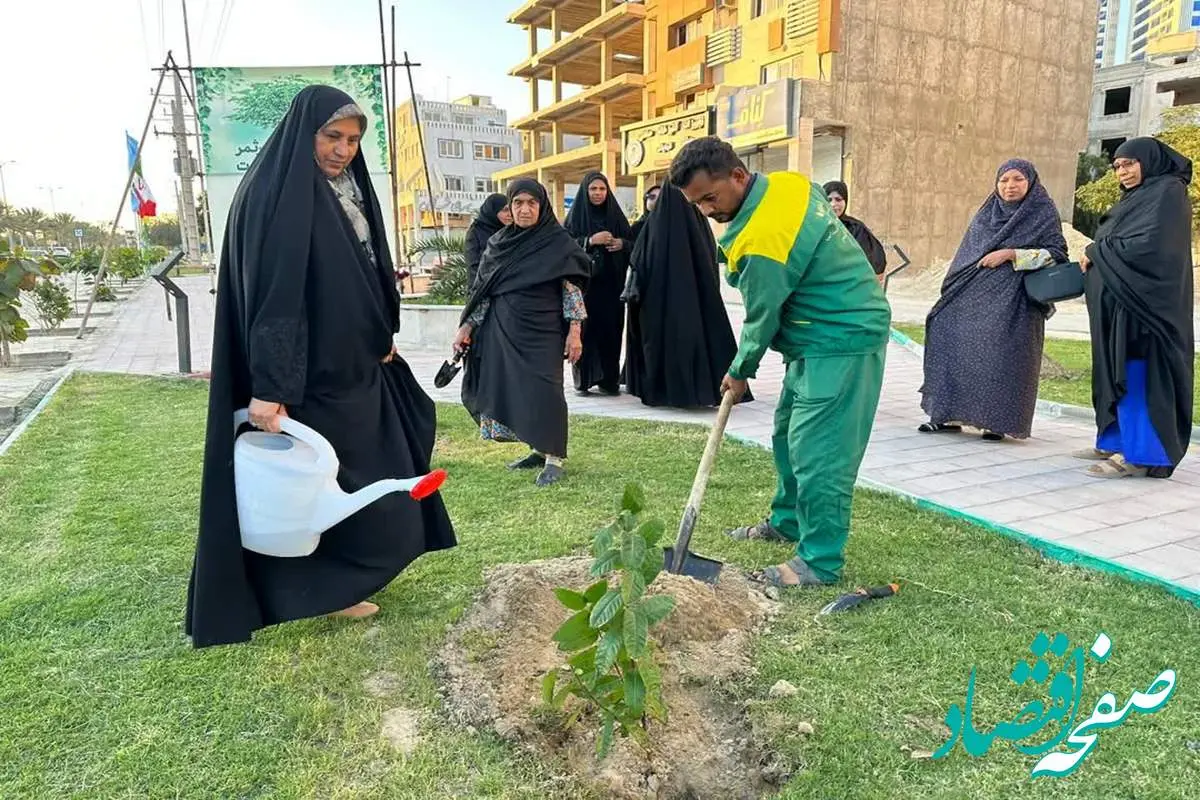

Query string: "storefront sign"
[[620, 108, 714, 176], [671, 64, 707, 94], [714, 79, 795, 151]]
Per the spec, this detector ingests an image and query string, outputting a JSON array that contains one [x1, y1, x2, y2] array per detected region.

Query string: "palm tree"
[[49, 212, 77, 244], [0, 202, 14, 244], [13, 208, 46, 246], [406, 234, 468, 304]]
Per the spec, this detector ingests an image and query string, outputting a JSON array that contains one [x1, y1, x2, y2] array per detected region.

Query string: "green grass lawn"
[[893, 322, 1200, 418], [1, 374, 1198, 799]]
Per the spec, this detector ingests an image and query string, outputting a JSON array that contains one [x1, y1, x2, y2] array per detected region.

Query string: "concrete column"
[[553, 175, 566, 220], [788, 118, 815, 175], [552, 121, 564, 156], [600, 39, 612, 82]]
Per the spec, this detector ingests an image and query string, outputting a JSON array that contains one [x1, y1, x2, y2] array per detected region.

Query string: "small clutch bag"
[[1024, 262, 1085, 304]]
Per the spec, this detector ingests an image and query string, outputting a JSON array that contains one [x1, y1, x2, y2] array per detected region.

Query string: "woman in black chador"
[[623, 181, 742, 408], [565, 172, 633, 396], [186, 86, 456, 648]]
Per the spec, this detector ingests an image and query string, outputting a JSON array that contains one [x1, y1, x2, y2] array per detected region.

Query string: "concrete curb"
[[886, 328, 1200, 444], [0, 368, 75, 458]]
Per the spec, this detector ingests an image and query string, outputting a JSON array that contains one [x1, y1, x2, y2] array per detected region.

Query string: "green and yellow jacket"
[[719, 172, 892, 380]]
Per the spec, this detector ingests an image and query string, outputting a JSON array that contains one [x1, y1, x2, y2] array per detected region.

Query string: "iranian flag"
[[126, 132, 157, 218]]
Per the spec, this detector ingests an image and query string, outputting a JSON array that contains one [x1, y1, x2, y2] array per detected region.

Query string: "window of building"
[[474, 143, 511, 161], [453, 114, 473, 125], [750, 0, 784, 18], [1101, 137, 1128, 159], [760, 57, 796, 84], [1103, 86, 1132, 116], [1132, 24, 1149, 41], [475, 177, 499, 193], [669, 17, 702, 49], [443, 175, 464, 191], [438, 138, 464, 158]]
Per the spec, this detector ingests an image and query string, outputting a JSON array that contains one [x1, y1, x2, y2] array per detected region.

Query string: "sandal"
[[1072, 447, 1116, 461], [726, 519, 789, 543], [918, 422, 962, 434], [752, 557, 834, 589], [1086, 455, 1148, 479]]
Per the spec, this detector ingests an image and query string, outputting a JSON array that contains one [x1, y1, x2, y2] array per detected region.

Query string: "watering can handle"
[[232, 408, 338, 473]]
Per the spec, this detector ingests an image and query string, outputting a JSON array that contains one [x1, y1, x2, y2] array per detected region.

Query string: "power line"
[[209, 0, 234, 62], [137, 0, 154, 70], [196, 0, 213, 55]]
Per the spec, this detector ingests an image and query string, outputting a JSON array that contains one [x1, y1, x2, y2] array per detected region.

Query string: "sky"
[[0, 0, 531, 223]]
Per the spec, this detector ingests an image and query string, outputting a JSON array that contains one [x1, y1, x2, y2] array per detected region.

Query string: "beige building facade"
[[788, 0, 1098, 267]]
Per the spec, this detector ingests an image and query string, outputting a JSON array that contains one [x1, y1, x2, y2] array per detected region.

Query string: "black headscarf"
[[461, 178, 590, 324], [1085, 137, 1195, 471], [823, 181, 888, 275], [220, 84, 398, 403], [564, 172, 633, 241], [465, 193, 508, 288], [625, 181, 740, 407]]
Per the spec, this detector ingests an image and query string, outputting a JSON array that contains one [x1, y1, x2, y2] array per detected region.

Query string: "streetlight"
[[38, 184, 64, 215], [0, 160, 14, 249]]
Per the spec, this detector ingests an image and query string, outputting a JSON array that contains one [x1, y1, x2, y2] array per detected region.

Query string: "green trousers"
[[767, 348, 886, 582]]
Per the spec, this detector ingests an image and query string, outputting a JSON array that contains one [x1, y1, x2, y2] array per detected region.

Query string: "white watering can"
[[232, 409, 447, 558]]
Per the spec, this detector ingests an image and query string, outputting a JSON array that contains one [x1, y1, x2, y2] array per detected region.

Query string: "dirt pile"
[[433, 557, 787, 800]]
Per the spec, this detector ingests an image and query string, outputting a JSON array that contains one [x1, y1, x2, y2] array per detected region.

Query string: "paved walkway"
[[69, 279, 1200, 601]]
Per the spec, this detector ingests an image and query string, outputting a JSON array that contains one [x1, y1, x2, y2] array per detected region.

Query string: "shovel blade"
[[662, 546, 723, 584]]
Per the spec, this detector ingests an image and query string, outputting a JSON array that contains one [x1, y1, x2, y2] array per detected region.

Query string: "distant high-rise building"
[[1100, 0, 1197, 66], [1096, 0, 1121, 68]]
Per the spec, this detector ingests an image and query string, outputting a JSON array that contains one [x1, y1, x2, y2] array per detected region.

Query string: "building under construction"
[[493, 0, 647, 217]]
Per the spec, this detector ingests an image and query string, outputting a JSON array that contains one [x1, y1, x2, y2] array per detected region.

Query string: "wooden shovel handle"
[[686, 390, 737, 512], [670, 390, 737, 572]]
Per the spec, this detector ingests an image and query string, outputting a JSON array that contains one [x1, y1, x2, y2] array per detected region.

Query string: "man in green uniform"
[[669, 137, 892, 589]]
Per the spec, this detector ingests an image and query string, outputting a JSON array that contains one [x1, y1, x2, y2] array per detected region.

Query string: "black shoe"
[[981, 431, 1004, 442], [535, 464, 565, 486], [599, 386, 620, 397], [575, 388, 592, 397], [507, 452, 546, 470]]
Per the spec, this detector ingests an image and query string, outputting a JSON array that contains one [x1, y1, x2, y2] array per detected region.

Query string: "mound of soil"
[[432, 557, 786, 800]]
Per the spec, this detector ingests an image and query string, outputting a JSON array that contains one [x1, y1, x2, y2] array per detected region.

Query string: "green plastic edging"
[[724, 431, 1200, 610]]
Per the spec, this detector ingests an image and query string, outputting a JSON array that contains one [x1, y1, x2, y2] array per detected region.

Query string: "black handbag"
[[1024, 262, 1085, 304]]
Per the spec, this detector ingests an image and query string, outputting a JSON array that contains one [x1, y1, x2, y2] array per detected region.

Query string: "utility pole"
[[0, 160, 13, 249], [38, 184, 63, 215], [171, 69, 202, 261]]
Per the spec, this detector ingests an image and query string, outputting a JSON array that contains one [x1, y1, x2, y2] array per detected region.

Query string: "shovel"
[[663, 389, 737, 583]]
